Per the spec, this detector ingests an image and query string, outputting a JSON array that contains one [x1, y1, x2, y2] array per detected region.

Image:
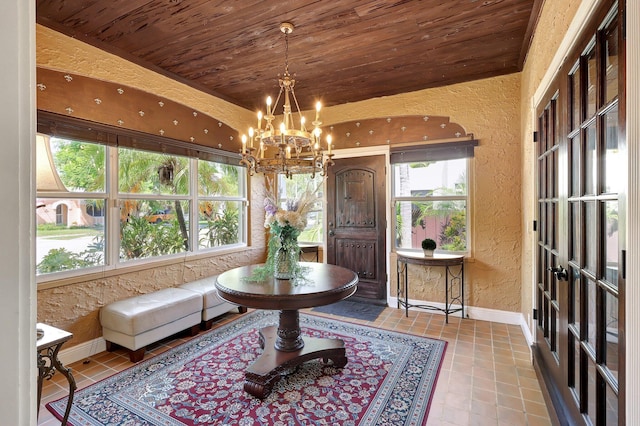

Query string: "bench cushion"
[[100, 287, 201, 336], [179, 275, 235, 321]]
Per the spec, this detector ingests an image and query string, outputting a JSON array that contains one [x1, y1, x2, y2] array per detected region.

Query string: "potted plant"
[[421, 238, 436, 257]]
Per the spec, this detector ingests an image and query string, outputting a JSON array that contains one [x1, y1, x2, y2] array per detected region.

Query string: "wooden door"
[[534, 2, 624, 424], [326, 155, 386, 302]]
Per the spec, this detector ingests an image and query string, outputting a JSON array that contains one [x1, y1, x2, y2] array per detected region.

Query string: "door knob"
[[548, 266, 568, 281], [328, 230, 335, 237]]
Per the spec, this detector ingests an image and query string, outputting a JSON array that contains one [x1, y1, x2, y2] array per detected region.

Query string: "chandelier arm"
[[271, 87, 284, 119], [239, 153, 257, 176], [289, 87, 306, 126]]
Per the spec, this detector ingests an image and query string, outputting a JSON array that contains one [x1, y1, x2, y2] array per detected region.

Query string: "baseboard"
[[519, 314, 535, 348], [388, 296, 531, 327], [58, 337, 107, 366], [464, 304, 523, 325]]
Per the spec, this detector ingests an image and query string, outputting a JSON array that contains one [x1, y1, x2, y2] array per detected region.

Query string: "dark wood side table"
[[396, 250, 465, 323], [216, 262, 358, 399], [37, 323, 77, 425]]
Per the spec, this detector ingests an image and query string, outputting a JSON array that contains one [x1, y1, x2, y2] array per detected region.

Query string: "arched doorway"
[[56, 203, 68, 226]]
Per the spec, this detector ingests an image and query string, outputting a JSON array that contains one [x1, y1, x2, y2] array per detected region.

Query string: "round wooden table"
[[215, 262, 358, 399]]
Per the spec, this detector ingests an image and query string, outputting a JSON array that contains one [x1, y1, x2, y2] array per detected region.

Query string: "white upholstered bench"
[[179, 275, 247, 330], [100, 287, 202, 362]]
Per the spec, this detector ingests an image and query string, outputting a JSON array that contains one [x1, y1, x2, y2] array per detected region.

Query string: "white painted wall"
[[0, 0, 36, 424]]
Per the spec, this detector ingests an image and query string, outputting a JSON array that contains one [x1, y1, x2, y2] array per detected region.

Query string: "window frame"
[[390, 140, 477, 256]]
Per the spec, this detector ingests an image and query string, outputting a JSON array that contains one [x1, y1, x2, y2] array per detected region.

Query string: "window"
[[35, 130, 246, 278], [118, 148, 191, 262], [276, 173, 324, 243], [197, 159, 244, 249], [36, 134, 107, 274], [391, 141, 477, 254]]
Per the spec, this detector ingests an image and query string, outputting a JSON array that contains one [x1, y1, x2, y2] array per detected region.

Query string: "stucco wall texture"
[[37, 23, 525, 348]]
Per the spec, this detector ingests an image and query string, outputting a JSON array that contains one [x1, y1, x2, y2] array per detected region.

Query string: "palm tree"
[[158, 157, 189, 249], [396, 163, 412, 247], [197, 161, 241, 247], [117, 149, 190, 253]]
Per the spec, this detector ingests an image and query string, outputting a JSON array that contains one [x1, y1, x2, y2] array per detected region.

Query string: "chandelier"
[[240, 22, 334, 178]]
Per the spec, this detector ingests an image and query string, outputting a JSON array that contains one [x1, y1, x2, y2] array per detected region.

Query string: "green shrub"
[[200, 207, 239, 247], [37, 248, 91, 273], [120, 215, 186, 259], [439, 210, 467, 251]]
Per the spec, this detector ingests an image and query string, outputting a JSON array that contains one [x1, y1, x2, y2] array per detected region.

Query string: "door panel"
[[334, 239, 377, 280], [534, 2, 624, 424], [535, 92, 566, 403], [327, 155, 386, 301]]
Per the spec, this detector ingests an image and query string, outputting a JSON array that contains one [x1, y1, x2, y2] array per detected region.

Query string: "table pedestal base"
[[244, 325, 347, 399]]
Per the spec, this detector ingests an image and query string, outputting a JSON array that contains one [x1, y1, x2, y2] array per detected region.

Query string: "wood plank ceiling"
[[37, 0, 543, 112]]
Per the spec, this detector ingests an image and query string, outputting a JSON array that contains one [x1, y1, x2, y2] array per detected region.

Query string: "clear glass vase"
[[273, 245, 298, 279]]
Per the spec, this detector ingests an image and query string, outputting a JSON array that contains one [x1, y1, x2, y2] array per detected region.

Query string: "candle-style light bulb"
[[327, 134, 332, 155], [257, 111, 262, 130], [280, 122, 286, 138], [266, 97, 272, 115], [286, 146, 291, 159], [248, 127, 254, 148], [241, 134, 247, 154], [301, 116, 306, 131], [312, 127, 319, 147], [315, 101, 321, 121]]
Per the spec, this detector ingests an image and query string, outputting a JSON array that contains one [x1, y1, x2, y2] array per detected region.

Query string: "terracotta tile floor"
[[38, 307, 553, 425]]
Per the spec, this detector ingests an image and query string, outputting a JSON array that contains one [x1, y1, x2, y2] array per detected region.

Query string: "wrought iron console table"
[[396, 250, 465, 323]]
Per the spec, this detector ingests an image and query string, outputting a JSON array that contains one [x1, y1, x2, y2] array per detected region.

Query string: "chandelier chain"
[[284, 28, 289, 75]]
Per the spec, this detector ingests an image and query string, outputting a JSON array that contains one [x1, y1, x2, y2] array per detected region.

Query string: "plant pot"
[[423, 249, 434, 257]]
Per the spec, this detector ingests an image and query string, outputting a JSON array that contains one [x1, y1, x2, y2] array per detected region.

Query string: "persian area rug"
[[47, 310, 447, 425], [311, 299, 386, 322]]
